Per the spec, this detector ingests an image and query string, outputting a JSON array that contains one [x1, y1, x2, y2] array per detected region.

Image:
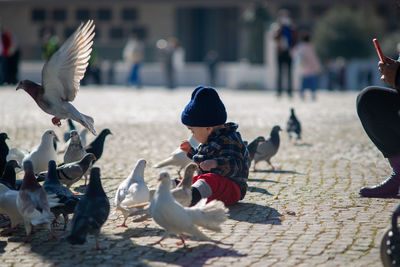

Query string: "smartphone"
[[373, 38, 385, 63]]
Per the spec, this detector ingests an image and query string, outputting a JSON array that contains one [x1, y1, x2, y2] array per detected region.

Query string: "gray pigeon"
[[246, 136, 266, 167], [63, 119, 77, 143], [253, 125, 282, 171], [64, 167, 110, 250], [172, 163, 198, 207], [37, 153, 96, 188], [16, 161, 58, 242], [43, 160, 80, 230], [64, 130, 86, 164], [286, 108, 302, 141]]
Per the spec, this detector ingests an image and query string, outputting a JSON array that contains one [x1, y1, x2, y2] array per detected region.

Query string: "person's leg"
[[357, 86, 400, 197], [287, 54, 293, 97], [191, 173, 241, 206], [277, 54, 283, 97], [310, 75, 318, 101]]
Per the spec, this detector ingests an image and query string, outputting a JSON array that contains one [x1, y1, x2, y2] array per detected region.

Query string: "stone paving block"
[[0, 87, 398, 266]]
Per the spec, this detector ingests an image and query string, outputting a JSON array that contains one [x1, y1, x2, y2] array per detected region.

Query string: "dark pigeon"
[[43, 160, 80, 230], [64, 167, 110, 250], [63, 119, 77, 143], [0, 160, 20, 190], [36, 153, 96, 188], [286, 108, 302, 141], [85, 128, 112, 165], [246, 136, 266, 167], [0, 133, 10, 176], [253, 125, 282, 171]]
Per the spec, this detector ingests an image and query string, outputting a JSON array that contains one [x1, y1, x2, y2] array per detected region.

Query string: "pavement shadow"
[[0, 240, 6, 253], [248, 186, 273, 196], [294, 143, 313, 147], [247, 178, 283, 183], [252, 169, 303, 175], [28, 231, 245, 266], [229, 202, 282, 225]]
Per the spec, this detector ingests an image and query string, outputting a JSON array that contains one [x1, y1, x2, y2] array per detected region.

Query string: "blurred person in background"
[[0, 23, 12, 85], [293, 30, 322, 101], [205, 50, 219, 87], [358, 53, 400, 198], [123, 34, 144, 88], [157, 37, 184, 89], [272, 9, 297, 98], [41, 28, 59, 61], [5, 31, 20, 84]]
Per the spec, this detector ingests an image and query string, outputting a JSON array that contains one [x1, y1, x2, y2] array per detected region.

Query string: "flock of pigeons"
[[0, 19, 303, 249]]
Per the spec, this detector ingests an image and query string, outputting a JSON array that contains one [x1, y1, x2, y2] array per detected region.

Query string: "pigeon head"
[[21, 160, 41, 190], [45, 160, 60, 185], [69, 130, 81, 143], [271, 125, 282, 134], [16, 80, 43, 100], [6, 160, 19, 170], [42, 130, 59, 143], [182, 163, 197, 187], [86, 167, 106, 197], [81, 153, 96, 165], [290, 108, 295, 114], [0, 132, 9, 141], [131, 159, 146, 179], [158, 172, 172, 190], [100, 128, 112, 137]]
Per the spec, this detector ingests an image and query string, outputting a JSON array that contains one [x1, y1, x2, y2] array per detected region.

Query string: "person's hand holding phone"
[[379, 56, 400, 89]]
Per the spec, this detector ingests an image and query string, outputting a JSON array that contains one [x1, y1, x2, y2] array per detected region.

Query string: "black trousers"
[[277, 50, 292, 96], [357, 86, 400, 158]]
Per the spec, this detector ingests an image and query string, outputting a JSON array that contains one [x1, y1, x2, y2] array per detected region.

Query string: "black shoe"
[[359, 172, 400, 198]]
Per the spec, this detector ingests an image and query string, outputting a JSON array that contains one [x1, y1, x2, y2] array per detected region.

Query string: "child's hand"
[[180, 141, 191, 153], [199, 159, 217, 171]]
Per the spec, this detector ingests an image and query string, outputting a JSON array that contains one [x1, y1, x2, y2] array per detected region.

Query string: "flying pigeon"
[[16, 20, 97, 135], [22, 130, 59, 174], [246, 136, 266, 167], [16, 161, 59, 242], [0, 183, 23, 234], [114, 159, 149, 227], [64, 167, 110, 250], [0, 160, 20, 190], [64, 130, 86, 164], [63, 119, 77, 143], [154, 136, 199, 177], [0, 133, 10, 176], [253, 125, 282, 171], [43, 160, 80, 230], [286, 108, 302, 141], [149, 172, 228, 247], [36, 153, 96, 188]]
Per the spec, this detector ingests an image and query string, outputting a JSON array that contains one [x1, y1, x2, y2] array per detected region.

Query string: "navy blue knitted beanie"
[[181, 86, 227, 127]]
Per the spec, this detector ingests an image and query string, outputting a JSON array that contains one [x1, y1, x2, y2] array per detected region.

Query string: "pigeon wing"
[[42, 20, 95, 102]]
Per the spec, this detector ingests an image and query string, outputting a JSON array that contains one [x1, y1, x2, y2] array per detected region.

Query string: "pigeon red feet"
[[176, 236, 188, 248], [51, 117, 62, 127]]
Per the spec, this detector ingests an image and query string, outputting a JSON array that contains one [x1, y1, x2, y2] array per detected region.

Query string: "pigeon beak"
[[16, 82, 22, 90]]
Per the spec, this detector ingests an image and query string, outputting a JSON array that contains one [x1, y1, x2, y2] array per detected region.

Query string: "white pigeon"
[[114, 159, 150, 227], [126, 163, 198, 221], [6, 147, 28, 171], [0, 184, 24, 232], [0, 183, 60, 235], [149, 172, 228, 247], [22, 130, 58, 174], [17, 161, 61, 242], [16, 20, 97, 135], [154, 136, 200, 176], [63, 130, 86, 164]]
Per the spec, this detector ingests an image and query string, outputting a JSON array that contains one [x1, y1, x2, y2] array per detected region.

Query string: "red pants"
[[192, 173, 241, 206]]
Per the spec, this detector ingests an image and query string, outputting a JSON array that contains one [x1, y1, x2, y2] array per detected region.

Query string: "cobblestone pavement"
[[0, 86, 396, 266]]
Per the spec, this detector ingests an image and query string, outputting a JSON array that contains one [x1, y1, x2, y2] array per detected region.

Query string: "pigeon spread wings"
[[42, 20, 95, 102]]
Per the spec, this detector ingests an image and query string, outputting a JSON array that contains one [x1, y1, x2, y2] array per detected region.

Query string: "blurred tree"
[[313, 6, 384, 62]]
